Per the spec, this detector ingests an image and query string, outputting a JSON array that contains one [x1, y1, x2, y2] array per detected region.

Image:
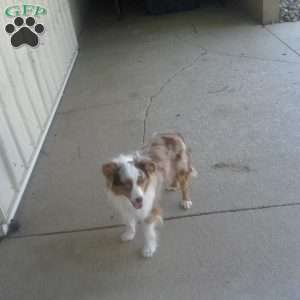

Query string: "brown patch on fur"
[[145, 207, 162, 224], [135, 159, 156, 195], [161, 136, 178, 151], [137, 172, 151, 193], [102, 162, 133, 199], [176, 152, 182, 161], [111, 177, 132, 199], [134, 158, 156, 176], [102, 162, 118, 179]]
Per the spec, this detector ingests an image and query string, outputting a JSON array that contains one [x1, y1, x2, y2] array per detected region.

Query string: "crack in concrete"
[[208, 49, 300, 64], [212, 162, 251, 173], [56, 98, 144, 116], [8, 201, 300, 240], [141, 41, 300, 145], [264, 26, 300, 58], [142, 49, 207, 144], [208, 85, 229, 94]]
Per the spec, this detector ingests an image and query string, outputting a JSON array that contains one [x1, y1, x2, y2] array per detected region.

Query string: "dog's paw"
[[142, 245, 156, 258], [165, 186, 177, 192], [181, 200, 192, 210], [120, 230, 135, 242]]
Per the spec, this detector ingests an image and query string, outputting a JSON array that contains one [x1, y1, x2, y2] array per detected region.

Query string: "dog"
[[102, 132, 197, 258]]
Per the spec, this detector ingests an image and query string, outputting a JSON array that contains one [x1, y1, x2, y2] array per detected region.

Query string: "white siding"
[[0, 0, 78, 229]]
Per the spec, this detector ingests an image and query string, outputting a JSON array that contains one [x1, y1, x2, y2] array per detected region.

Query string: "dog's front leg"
[[120, 218, 136, 242], [142, 221, 157, 258]]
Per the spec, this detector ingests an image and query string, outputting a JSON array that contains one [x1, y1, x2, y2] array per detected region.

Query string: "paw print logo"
[[5, 16, 45, 48]]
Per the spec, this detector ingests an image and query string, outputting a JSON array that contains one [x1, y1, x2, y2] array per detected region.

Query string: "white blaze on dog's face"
[[102, 155, 156, 209]]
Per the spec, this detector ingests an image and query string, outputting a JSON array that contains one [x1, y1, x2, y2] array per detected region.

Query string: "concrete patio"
[[1, 3, 300, 299]]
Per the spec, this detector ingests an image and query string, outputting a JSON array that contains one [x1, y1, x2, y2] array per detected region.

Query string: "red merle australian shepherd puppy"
[[102, 133, 197, 258]]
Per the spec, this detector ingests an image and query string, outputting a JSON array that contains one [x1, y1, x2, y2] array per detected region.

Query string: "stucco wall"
[[227, 0, 279, 24]]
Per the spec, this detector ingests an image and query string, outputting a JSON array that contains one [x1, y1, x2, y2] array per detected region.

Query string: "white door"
[[0, 0, 78, 234]]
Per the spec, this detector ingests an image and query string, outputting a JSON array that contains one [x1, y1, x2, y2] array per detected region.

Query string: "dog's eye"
[[137, 175, 144, 185], [124, 180, 132, 190], [113, 174, 122, 186]]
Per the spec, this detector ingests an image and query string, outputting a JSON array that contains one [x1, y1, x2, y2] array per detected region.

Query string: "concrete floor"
[[1, 3, 300, 299]]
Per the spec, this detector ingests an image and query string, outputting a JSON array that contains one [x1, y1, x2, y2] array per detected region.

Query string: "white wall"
[[0, 0, 81, 233]]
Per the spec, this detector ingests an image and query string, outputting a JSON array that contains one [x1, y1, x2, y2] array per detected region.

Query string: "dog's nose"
[[135, 197, 143, 204]]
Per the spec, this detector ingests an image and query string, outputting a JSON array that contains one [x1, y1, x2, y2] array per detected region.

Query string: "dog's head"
[[102, 155, 156, 209]]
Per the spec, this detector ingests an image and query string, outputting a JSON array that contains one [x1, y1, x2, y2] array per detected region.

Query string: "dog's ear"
[[102, 162, 118, 179], [135, 159, 156, 176]]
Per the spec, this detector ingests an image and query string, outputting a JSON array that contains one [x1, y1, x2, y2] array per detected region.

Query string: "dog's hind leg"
[[177, 171, 192, 210]]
